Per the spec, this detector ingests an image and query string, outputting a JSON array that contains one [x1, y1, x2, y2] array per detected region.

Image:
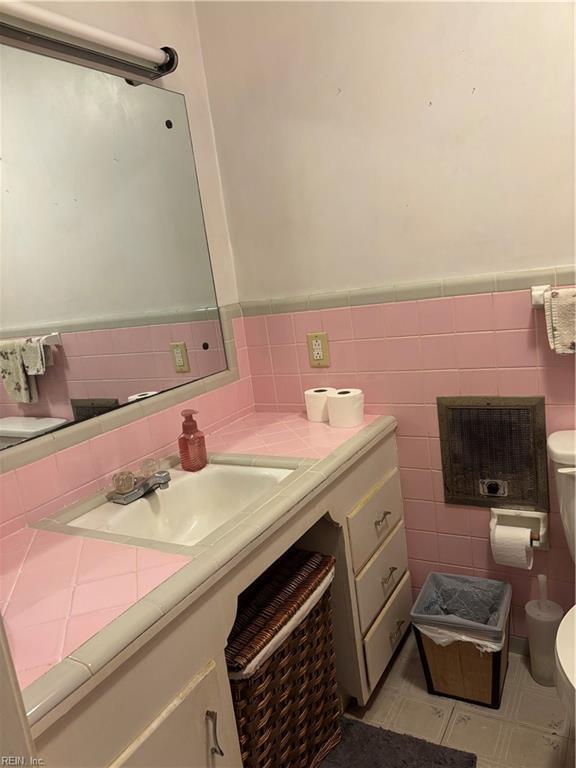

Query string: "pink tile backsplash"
[[495, 329, 539, 368], [384, 301, 421, 337], [351, 305, 385, 339], [497, 367, 541, 397], [420, 335, 457, 370], [293, 310, 323, 338], [55, 443, 95, 495], [270, 345, 299, 375], [0, 289, 574, 649], [15, 456, 62, 513], [455, 331, 496, 369], [243, 316, 269, 347], [321, 308, 353, 340], [385, 336, 422, 370], [396, 437, 430, 469], [266, 315, 295, 345], [248, 346, 273, 375], [453, 294, 494, 332], [493, 291, 534, 330], [354, 339, 388, 372], [405, 530, 439, 562], [418, 298, 454, 335]]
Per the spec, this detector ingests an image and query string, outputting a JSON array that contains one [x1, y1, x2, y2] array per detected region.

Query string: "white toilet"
[[547, 430, 576, 722], [548, 430, 576, 562]]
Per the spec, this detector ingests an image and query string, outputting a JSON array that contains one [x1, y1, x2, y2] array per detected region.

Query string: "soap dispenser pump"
[[179, 410, 207, 472]]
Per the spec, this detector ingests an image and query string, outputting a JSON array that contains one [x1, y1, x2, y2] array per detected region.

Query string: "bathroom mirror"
[[0, 44, 227, 449]]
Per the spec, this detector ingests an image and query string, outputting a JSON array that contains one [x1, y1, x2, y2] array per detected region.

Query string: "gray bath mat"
[[320, 717, 477, 768]]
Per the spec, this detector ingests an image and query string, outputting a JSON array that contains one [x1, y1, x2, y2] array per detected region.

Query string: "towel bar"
[[531, 285, 551, 307], [39, 332, 62, 346]]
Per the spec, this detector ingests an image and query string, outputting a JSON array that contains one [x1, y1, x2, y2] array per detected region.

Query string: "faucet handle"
[[112, 470, 136, 494]]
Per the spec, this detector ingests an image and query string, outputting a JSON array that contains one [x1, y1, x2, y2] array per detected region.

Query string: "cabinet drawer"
[[347, 469, 403, 573], [363, 571, 412, 692], [355, 522, 408, 635], [318, 433, 398, 525]]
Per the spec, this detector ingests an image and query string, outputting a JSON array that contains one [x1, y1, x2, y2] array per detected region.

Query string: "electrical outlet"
[[170, 341, 190, 373], [306, 332, 330, 368]]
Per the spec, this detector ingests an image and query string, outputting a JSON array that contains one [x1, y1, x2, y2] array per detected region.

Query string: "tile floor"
[[349, 632, 575, 768]]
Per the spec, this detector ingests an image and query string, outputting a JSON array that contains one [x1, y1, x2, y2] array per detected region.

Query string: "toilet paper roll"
[[304, 387, 336, 422], [127, 391, 158, 403], [327, 388, 365, 428], [490, 524, 534, 569]]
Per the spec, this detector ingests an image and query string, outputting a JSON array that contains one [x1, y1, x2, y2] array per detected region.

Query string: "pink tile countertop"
[[0, 528, 189, 690], [206, 410, 378, 458], [1, 409, 377, 722]]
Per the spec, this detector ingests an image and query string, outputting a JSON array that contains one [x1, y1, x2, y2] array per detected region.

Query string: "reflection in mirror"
[[0, 45, 227, 449]]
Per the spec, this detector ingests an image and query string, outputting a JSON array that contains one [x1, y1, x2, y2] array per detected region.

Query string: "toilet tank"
[[548, 430, 576, 561], [0, 416, 67, 446]]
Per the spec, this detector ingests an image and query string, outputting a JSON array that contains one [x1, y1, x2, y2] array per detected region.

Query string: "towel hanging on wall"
[[544, 288, 576, 354], [0, 340, 39, 403], [0, 337, 53, 403]]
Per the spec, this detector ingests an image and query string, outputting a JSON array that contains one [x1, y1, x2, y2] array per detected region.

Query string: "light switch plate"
[[170, 341, 190, 373], [306, 332, 330, 368]]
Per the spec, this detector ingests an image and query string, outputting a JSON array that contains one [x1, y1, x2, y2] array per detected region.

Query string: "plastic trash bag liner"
[[411, 573, 512, 642]]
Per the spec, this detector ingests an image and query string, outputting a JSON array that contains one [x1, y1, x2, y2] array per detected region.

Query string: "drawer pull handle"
[[374, 511, 392, 529], [381, 566, 398, 586], [206, 710, 225, 757], [389, 619, 406, 645]]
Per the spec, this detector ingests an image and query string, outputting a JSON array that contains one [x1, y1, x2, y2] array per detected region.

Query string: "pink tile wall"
[[244, 291, 576, 635], [1, 294, 574, 638], [0, 318, 253, 540], [0, 320, 226, 420]]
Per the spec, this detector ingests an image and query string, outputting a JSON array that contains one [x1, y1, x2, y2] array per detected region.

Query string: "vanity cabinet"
[[33, 604, 243, 768], [31, 419, 407, 765], [112, 661, 232, 768]]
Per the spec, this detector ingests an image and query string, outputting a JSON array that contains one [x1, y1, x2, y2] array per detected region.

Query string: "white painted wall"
[[197, 2, 575, 301], [27, 1, 239, 308]]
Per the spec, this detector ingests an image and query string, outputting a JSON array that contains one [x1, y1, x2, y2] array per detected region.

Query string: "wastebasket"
[[225, 548, 341, 768], [411, 572, 512, 708]]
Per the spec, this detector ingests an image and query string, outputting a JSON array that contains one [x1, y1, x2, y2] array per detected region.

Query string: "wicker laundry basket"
[[225, 549, 341, 768]]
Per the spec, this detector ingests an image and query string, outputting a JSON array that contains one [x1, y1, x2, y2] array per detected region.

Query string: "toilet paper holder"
[[490, 509, 549, 550]]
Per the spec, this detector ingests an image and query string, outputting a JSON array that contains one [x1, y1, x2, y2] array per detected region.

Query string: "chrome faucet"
[[108, 459, 171, 505]]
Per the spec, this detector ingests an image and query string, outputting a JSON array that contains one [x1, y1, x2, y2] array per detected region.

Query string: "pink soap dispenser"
[[179, 410, 207, 472]]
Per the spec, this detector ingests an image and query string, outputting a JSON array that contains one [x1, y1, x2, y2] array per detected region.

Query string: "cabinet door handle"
[[389, 619, 405, 645], [374, 511, 392, 529], [206, 710, 224, 757], [381, 566, 398, 586]]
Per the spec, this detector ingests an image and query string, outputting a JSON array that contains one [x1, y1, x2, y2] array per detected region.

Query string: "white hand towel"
[[20, 336, 51, 375], [0, 340, 39, 403], [544, 288, 576, 354]]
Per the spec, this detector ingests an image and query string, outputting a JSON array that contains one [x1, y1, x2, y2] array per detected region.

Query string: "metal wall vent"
[[71, 398, 119, 423], [437, 397, 548, 511]]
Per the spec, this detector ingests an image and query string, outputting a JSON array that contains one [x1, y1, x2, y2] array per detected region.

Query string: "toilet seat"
[[555, 606, 575, 723]]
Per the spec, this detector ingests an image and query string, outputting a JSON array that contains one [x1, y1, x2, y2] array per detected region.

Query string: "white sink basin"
[[68, 464, 292, 546]]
